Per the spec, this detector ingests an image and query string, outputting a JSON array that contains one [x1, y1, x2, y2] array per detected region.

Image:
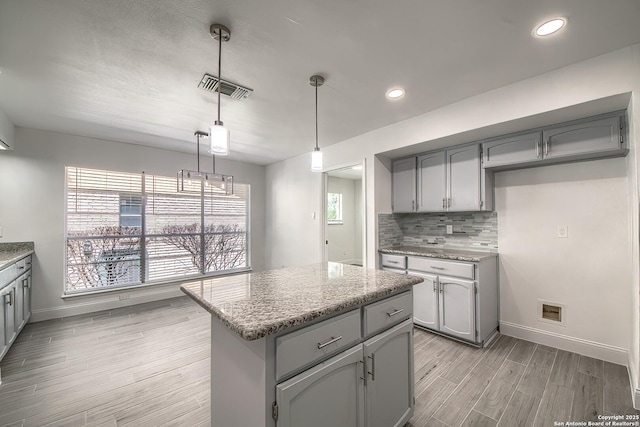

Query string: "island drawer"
[[407, 257, 474, 280], [362, 291, 412, 337], [275, 309, 361, 381], [381, 254, 406, 269]]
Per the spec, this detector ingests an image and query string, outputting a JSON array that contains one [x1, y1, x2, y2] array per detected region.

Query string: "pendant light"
[[177, 131, 233, 195], [209, 24, 231, 156], [310, 75, 324, 172]]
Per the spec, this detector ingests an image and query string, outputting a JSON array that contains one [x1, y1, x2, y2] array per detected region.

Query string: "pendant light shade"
[[310, 74, 325, 172], [209, 121, 229, 155], [209, 23, 231, 156], [311, 148, 323, 172]]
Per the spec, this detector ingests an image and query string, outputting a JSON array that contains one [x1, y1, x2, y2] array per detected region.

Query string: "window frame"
[[64, 167, 251, 296], [327, 192, 343, 225]]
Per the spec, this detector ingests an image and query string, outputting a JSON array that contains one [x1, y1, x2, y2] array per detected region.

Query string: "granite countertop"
[[0, 242, 35, 270], [379, 246, 497, 262], [180, 262, 423, 341]]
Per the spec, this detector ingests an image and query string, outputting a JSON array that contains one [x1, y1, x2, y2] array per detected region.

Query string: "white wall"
[[263, 44, 640, 403], [264, 152, 322, 269], [0, 127, 266, 320], [327, 176, 359, 264], [495, 158, 631, 363], [0, 109, 15, 150]]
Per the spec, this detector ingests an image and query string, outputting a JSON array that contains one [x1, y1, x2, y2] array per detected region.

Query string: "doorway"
[[323, 162, 366, 267]]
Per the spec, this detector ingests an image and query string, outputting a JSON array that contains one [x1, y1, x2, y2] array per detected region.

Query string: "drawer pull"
[[387, 308, 404, 317], [387, 260, 400, 265], [18, 266, 25, 270], [431, 266, 445, 270], [317, 336, 343, 349]]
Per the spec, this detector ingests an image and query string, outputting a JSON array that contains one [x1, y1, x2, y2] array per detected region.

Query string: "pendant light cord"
[[315, 80, 318, 150], [217, 29, 222, 124]]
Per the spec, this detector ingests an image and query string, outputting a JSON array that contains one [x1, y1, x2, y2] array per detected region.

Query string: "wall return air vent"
[[198, 73, 253, 100]]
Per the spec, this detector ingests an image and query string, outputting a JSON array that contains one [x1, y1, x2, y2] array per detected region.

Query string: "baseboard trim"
[[628, 352, 640, 410], [30, 286, 184, 322], [500, 321, 628, 366]]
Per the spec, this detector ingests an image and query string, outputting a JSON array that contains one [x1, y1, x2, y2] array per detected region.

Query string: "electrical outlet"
[[557, 225, 568, 238], [446, 225, 453, 234]]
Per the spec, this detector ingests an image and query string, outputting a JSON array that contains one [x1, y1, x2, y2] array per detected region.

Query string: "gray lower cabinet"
[[275, 293, 414, 427], [276, 344, 366, 427], [363, 319, 413, 427], [405, 255, 498, 346], [392, 157, 416, 213], [0, 255, 33, 362], [438, 276, 475, 342], [482, 113, 626, 170]]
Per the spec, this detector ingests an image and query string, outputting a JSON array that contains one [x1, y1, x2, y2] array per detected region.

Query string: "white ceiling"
[[1, 1, 640, 165]]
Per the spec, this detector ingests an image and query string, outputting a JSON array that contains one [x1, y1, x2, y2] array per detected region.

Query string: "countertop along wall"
[[264, 44, 640, 404], [0, 127, 267, 321]]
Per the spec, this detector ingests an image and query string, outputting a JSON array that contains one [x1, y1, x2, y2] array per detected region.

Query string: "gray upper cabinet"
[[392, 157, 416, 213], [482, 132, 542, 168], [447, 145, 481, 211], [543, 116, 621, 160], [416, 152, 446, 212], [482, 113, 626, 170], [363, 319, 414, 427]]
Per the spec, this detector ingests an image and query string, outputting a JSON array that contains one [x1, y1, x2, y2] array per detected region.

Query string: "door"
[[482, 132, 542, 168], [446, 145, 480, 211], [2, 282, 16, 347], [416, 152, 446, 212], [409, 271, 438, 330], [543, 116, 621, 160], [324, 164, 365, 267], [276, 344, 365, 427], [21, 270, 32, 326], [392, 158, 416, 213], [363, 319, 414, 427], [438, 277, 475, 342]]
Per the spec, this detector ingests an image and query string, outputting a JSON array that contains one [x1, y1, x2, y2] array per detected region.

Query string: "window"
[[65, 167, 250, 294], [327, 193, 343, 224]]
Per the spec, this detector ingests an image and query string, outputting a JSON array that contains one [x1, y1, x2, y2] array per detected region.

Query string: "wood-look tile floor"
[[0, 297, 637, 427]]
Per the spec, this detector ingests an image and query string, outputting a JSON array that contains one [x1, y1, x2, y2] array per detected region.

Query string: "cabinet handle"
[[387, 260, 400, 265], [431, 266, 445, 270], [536, 140, 540, 159], [386, 308, 404, 317], [317, 336, 343, 349], [22, 278, 27, 288], [360, 360, 367, 386], [447, 198, 451, 208], [412, 200, 415, 211], [5, 289, 14, 306], [18, 266, 25, 270], [545, 138, 550, 156], [439, 283, 443, 294], [442, 198, 446, 209], [368, 354, 376, 381], [433, 282, 437, 292]]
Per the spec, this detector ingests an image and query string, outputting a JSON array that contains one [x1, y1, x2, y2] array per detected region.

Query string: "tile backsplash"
[[378, 212, 498, 252]]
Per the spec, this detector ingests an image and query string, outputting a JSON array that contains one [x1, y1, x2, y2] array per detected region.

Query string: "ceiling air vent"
[[198, 73, 253, 100]]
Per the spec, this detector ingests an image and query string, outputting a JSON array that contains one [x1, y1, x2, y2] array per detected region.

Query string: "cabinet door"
[[392, 158, 416, 213], [416, 152, 446, 212], [543, 116, 621, 160], [409, 272, 439, 331], [276, 344, 365, 427], [446, 145, 481, 211], [482, 132, 542, 168], [438, 277, 475, 342], [21, 271, 32, 325], [1, 282, 16, 346], [363, 319, 414, 427]]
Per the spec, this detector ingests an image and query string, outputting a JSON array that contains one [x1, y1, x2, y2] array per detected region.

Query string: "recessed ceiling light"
[[534, 18, 566, 37], [386, 88, 405, 99]]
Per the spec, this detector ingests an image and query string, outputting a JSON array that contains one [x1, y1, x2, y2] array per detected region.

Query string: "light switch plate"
[[557, 225, 568, 238], [446, 225, 453, 234]]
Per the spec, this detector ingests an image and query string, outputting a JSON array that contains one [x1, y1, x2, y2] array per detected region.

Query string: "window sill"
[[327, 221, 344, 225], [61, 267, 253, 299]]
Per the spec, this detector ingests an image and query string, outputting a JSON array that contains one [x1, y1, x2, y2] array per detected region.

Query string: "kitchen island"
[[181, 262, 423, 427]]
